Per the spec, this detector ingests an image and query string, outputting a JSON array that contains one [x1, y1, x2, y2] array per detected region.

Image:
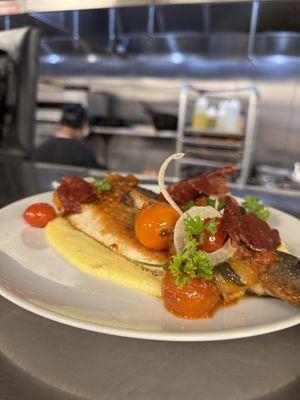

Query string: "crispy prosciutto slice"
[[57, 177, 94, 216], [222, 196, 281, 251], [167, 166, 237, 205]]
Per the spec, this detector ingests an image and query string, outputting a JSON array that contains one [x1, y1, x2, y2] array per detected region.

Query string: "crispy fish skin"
[[129, 187, 160, 209], [219, 247, 300, 307], [257, 251, 300, 307], [68, 200, 168, 276]]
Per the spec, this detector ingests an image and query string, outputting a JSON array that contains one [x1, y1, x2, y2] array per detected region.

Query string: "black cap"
[[61, 104, 88, 129]]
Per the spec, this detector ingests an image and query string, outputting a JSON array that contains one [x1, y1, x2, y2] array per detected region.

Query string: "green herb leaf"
[[183, 200, 195, 211], [204, 218, 219, 234], [169, 213, 217, 286], [93, 179, 112, 192], [131, 260, 167, 269], [217, 200, 225, 211], [242, 195, 269, 221], [208, 197, 224, 211], [207, 198, 216, 208], [183, 213, 219, 244], [169, 242, 214, 286]]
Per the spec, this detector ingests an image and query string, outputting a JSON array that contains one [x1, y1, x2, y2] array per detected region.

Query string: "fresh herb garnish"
[[132, 260, 167, 269], [93, 179, 112, 192], [242, 195, 269, 221], [207, 198, 216, 208], [217, 200, 225, 211], [183, 200, 195, 211], [169, 241, 214, 286], [169, 213, 217, 286], [208, 197, 225, 211], [184, 213, 219, 244]]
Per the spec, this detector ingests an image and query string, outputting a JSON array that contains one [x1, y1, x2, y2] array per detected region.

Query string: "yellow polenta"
[[277, 241, 289, 254], [45, 217, 162, 298]]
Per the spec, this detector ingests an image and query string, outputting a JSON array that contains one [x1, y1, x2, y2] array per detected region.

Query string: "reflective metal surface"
[[1, 2, 300, 176], [0, 0, 265, 16], [0, 156, 299, 399]]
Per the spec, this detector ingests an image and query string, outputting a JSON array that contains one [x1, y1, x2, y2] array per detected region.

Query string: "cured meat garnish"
[[222, 196, 243, 243], [239, 213, 281, 251], [57, 176, 94, 216], [189, 166, 237, 196], [166, 179, 198, 206], [223, 196, 281, 251], [167, 166, 236, 205]]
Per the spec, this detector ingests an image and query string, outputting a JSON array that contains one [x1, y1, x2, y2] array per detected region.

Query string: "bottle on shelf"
[[225, 98, 242, 133], [216, 101, 227, 132], [192, 96, 208, 130], [238, 109, 246, 134], [206, 106, 217, 129]]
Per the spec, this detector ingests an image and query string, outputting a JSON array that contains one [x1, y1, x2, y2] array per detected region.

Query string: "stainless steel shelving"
[[175, 84, 259, 185], [179, 156, 242, 170], [0, 0, 264, 15], [182, 137, 244, 149], [91, 125, 177, 139]]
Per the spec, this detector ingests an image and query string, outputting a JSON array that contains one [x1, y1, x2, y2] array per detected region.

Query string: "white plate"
[[0, 191, 299, 341]]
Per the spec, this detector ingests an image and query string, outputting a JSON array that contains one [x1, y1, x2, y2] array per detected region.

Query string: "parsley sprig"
[[93, 179, 112, 192], [169, 242, 214, 286], [169, 213, 218, 286], [184, 214, 219, 243], [242, 195, 269, 221]]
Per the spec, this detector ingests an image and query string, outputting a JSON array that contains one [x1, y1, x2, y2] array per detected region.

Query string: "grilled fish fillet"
[[68, 191, 169, 276]]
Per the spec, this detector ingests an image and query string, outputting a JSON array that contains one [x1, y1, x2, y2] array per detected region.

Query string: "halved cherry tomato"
[[162, 271, 221, 319], [23, 203, 56, 228], [135, 203, 179, 251], [197, 217, 227, 253]]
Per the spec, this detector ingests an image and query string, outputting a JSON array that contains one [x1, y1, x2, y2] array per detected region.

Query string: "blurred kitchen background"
[[1, 0, 300, 191]]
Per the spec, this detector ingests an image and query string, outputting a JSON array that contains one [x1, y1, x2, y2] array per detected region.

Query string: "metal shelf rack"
[[175, 84, 259, 186]]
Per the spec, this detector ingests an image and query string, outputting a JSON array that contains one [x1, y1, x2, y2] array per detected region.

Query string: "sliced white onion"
[[84, 177, 95, 183], [158, 152, 185, 215], [174, 206, 221, 252], [206, 239, 236, 265], [51, 180, 60, 190], [173, 205, 236, 265]]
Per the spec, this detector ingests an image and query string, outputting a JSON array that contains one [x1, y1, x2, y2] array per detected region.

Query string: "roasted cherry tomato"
[[197, 217, 227, 253], [162, 272, 221, 319], [135, 203, 179, 251], [23, 203, 56, 228]]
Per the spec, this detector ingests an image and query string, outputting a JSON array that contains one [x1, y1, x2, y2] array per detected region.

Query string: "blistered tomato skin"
[[135, 203, 179, 251], [162, 272, 221, 319], [197, 217, 228, 253], [23, 203, 56, 228]]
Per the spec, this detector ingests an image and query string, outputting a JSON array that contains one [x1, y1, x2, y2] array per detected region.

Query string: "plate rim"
[[0, 191, 299, 342], [0, 277, 299, 341]]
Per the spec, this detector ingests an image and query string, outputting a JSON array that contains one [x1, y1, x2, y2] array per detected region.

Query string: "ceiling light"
[[170, 52, 184, 64], [46, 54, 62, 64], [87, 54, 98, 63]]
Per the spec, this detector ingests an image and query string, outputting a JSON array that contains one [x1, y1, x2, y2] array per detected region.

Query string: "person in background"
[[35, 104, 102, 168]]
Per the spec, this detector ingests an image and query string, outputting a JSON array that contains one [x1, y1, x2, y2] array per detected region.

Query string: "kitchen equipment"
[[89, 115, 129, 128], [142, 104, 178, 131], [192, 96, 208, 130], [175, 85, 258, 184]]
